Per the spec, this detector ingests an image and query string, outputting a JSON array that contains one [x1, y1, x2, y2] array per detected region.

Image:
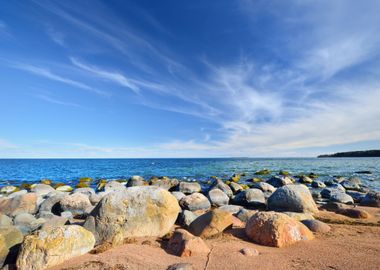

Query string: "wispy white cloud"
[[35, 94, 84, 108], [9, 62, 107, 96], [46, 25, 65, 46]]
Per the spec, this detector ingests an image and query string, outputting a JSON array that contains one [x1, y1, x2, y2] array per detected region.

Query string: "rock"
[[180, 193, 211, 212], [330, 192, 354, 204], [268, 184, 318, 214], [0, 186, 19, 194], [38, 193, 67, 215], [0, 226, 23, 267], [150, 177, 174, 190], [0, 215, 12, 227], [41, 216, 68, 230], [266, 176, 293, 187], [84, 186, 180, 245], [245, 211, 314, 248], [178, 182, 201, 194], [311, 181, 326, 188], [301, 220, 331, 233], [105, 180, 126, 191], [207, 189, 229, 207], [341, 177, 362, 191], [31, 184, 55, 197], [60, 193, 92, 216], [55, 185, 73, 192], [167, 229, 210, 257], [339, 208, 371, 219], [89, 193, 103, 205], [171, 192, 186, 202], [218, 205, 243, 215], [126, 176, 146, 187], [255, 169, 271, 175], [346, 191, 366, 203], [299, 175, 313, 184], [7, 190, 28, 199], [229, 182, 243, 193], [355, 170, 372, 174], [360, 192, 380, 207], [0, 193, 37, 217], [188, 209, 233, 238], [240, 247, 259, 256], [167, 263, 194, 270], [178, 210, 198, 228], [13, 213, 42, 235], [60, 211, 73, 219], [73, 188, 95, 197], [283, 212, 314, 221], [236, 208, 257, 222], [233, 189, 266, 208], [16, 225, 95, 270], [211, 179, 233, 198], [252, 182, 276, 193]]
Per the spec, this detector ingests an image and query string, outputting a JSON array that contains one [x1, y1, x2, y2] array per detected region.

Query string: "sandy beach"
[[48, 206, 380, 270]]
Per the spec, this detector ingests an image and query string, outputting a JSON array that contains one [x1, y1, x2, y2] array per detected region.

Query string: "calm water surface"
[[0, 158, 379, 191]]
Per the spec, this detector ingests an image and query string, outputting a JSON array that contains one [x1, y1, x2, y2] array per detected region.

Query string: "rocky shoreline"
[[1, 172, 380, 270]]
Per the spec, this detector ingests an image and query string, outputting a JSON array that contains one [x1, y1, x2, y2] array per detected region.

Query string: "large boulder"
[[179, 193, 211, 212], [179, 182, 201, 194], [188, 209, 233, 238], [14, 213, 45, 235], [0, 226, 23, 267], [245, 211, 314, 247], [268, 184, 318, 214], [84, 186, 180, 244], [167, 229, 210, 257], [266, 176, 293, 188], [38, 193, 67, 215], [360, 192, 380, 207], [31, 184, 55, 197], [207, 189, 229, 207], [60, 193, 92, 216], [0, 214, 12, 227], [73, 187, 95, 197], [16, 225, 95, 270], [0, 193, 37, 217], [232, 189, 266, 208], [210, 179, 233, 198]]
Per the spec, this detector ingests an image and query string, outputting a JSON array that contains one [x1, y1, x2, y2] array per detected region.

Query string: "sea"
[[0, 158, 379, 191]]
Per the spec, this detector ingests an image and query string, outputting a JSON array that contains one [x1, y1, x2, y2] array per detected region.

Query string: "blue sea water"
[[0, 158, 379, 191]]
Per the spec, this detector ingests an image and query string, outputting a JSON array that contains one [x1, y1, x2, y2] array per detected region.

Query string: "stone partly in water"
[[179, 193, 211, 212], [126, 176, 146, 187], [55, 185, 73, 192], [16, 225, 95, 270], [211, 179, 233, 198], [245, 211, 314, 248], [188, 209, 233, 238], [207, 189, 229, 207], [266, 176, 293, 188], [167, 229, 210, 257], [0, 193, 38, 217], [0, 226, 23, 267], [360, 192, 380, 207], [84, 186, 180, 245], [268, 184, 318, 214]]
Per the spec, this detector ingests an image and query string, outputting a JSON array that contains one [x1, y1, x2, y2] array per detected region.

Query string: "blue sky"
[[1, 0, 380, 158]]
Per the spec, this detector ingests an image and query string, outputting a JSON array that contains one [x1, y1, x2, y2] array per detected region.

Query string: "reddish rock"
[[189, 209, 233, 238], [167, 229, 210, 257], [245, 211, 314, 248]]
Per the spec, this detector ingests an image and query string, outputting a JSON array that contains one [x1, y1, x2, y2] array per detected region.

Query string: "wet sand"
[[49, 206, 380, 270]]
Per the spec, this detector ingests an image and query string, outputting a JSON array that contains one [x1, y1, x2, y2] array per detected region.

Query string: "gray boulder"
[[210, 179, 233, 198], [360, 192, 380, 207], [268, 184, 318, 214], [179, 193, 211, 212], [31, 184, 55, 197], [105, 180, 127, 191], [266, 176, 293, 187], [171, 191, 186, 202], [179, 182, 201, 194], [233, 189, 266, 208], [330, 192, 354, 204], [252, 182, 276, 193], [178, 210, 198, 228], [207, 189, 229, 207], [60, 193, 92, 216]]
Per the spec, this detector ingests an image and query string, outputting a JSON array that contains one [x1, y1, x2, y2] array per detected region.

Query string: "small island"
[[318, 150, 380, 158]]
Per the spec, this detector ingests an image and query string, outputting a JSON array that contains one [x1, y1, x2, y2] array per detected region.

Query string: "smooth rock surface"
[[179, 193, 211, 212], [207, 189, 229, 207], [167, 229, 210, 257], [189, 209, 233, 238]]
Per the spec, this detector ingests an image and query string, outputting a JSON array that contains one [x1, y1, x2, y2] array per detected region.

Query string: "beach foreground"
[[47, 207, 380, 270]]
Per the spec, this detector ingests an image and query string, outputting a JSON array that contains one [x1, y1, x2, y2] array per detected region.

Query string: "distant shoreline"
[[318, 150, 380, 158]]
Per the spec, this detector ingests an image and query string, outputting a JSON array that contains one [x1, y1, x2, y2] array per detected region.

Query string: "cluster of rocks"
[[0, 172, 379, 270]]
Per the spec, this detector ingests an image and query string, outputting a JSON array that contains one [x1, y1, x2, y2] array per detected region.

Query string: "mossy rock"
[[299, 175, 313, 184], [115, 179, 127, 183], [76, 182, 90, 188], [255, 169, 271, 175], [241, 184, 249, 190], [19, 183, 32, 190], [96, 179, 107, 191], [251, 178, 263, 183], [230, 174, 241, 183], [53, 182, 65, 189], [279, 170, 290, 176], [40, 179, 52, 185], [79, 177, 93, 183], [225, 181, 231, 185], [308, 173, 318, 179]]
